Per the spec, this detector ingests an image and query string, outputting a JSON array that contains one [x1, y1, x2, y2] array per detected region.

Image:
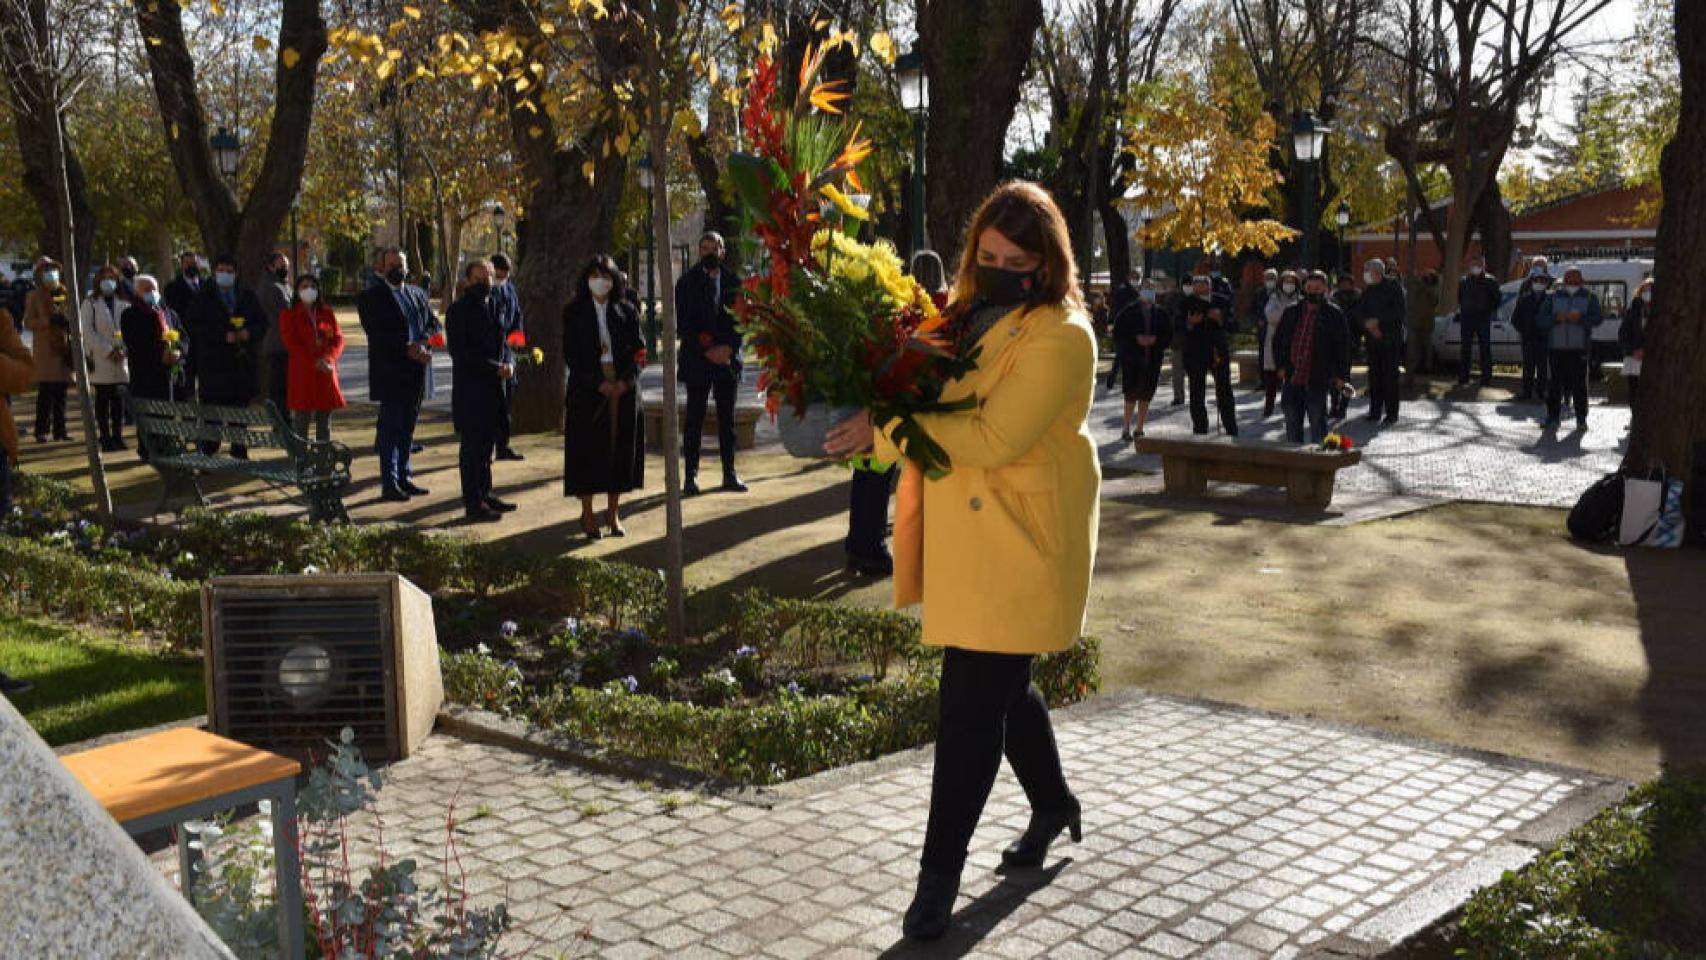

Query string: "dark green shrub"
[[0, 536, 201, 648]]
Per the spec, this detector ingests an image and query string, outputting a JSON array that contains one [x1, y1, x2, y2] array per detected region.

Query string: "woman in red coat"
[[278, 274, 346, 441]]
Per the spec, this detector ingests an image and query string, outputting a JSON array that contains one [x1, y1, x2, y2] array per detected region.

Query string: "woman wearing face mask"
[[1111, 278, 1171, 440], [1620, 278, 1651, 416], [563, 256, 645, 540], [824, 181, 1099, 942], [1260, 271, 1301, 417], [278, 275, 345, 442], [120, 275, 190, 427], [80, 264, 131, 451], [23, 259, 73, 442]]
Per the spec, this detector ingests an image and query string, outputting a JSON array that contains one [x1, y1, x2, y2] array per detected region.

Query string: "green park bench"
[[130, 397, 352, 524]]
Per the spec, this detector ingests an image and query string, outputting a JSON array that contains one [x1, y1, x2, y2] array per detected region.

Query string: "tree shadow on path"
[[1628, 548, 1706, 772]]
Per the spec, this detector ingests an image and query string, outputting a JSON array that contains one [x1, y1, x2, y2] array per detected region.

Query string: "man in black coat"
[[189, 254, 267, 457], [490, 252, 525, 461], [358, 247, 437, 501], [1355, 258, 1407, 424], [1457, 254, 1503, 386], [164, 251, 204, 322], [1511, 270, 1554, 400], [1179, 275, 1238, 436], [446, 259, 517, 523], [1275, 271, 1350, 444], [675, 231, 746, 494]]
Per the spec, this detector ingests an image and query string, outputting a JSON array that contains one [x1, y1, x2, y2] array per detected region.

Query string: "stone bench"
[[1135, 435, 1363, 511], [1600, 361, 1629, 404], [642, 399, 763, 451], [1234, 350, 1261, 387]]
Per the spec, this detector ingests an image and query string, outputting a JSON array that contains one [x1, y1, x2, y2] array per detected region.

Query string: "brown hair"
[[950, 181, 1083, 314]]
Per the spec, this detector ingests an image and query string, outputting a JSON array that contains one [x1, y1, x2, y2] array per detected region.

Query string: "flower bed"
[[6, 474, 1102, 785]]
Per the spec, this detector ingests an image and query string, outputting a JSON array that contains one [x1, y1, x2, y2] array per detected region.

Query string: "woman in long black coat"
[[563, 255, 645, 540]]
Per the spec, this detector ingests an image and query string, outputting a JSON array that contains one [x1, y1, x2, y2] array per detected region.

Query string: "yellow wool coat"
[[873, 302, 1101, 655]]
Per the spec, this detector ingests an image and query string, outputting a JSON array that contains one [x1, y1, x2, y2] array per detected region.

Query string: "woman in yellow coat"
[[827, 181, 1100, 940]]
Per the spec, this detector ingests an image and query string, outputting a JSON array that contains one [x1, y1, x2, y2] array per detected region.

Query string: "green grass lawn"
[[0, 615, 204, 747]]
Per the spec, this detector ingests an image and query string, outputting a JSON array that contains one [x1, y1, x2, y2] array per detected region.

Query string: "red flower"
[[634, 348, 648, 368], [427, 332, 446, 349], [1340, 436, 1356, 451], [506, 330, 527, 348]]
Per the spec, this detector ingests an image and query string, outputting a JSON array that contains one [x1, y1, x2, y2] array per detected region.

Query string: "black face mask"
[[700, 254, 720, 272], [385, 266, 407, 286], [974, 264, 1038, 308], [466, 281, 492, 302], [274, 268, 289, 282], [183, 266, 200, 278], [1305, 292, 1326, 304], [121, 267, 136, 279]]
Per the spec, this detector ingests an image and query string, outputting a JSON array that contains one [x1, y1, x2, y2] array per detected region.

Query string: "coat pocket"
[[988, 460, 1061, 557]]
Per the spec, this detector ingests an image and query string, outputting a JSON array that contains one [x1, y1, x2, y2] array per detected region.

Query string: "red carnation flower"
[[427, 332, 446, 349], [634, 348, 648, 368], [506, 330, 527, 348]]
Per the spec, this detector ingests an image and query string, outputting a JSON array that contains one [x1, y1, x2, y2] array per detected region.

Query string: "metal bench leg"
[[271, 784, 305, 960], [177, 823, 200, 899]]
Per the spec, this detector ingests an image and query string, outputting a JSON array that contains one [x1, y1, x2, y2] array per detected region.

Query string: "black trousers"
[[34, 382, 68, 439], [1366, 338, 1402, 420], [1628, 374, 1641, 416], [683, 372, 738, 479], [93, 384, 126, 442], [1547, 350, 1590, 423], [1459, 316, 1493, 383], [845, 463, 896, 561], [921, 647, 1073, 876], [1187, 363, 1238, 436], [497, 379, 515, 450], [267, 351, 289, 415], [1520, 335, 1550, 397], [459, 425, 496, 512]]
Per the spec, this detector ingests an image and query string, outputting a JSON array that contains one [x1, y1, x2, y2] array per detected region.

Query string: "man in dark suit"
[[674, 231, 746, 495], [490, 252, 525, 461], [446, 259, 517, 523], [164, 251, 203, 321], [357, 247, 437, 501], [1355, 258, 1407, 425], [189, 254, 268, 457]]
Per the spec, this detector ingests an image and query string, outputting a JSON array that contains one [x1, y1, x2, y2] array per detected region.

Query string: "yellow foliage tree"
[[1122, 76, 1296, 258]]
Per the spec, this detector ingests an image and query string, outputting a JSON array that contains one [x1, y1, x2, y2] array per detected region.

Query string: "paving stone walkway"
[[164, 693, 1617, 958]]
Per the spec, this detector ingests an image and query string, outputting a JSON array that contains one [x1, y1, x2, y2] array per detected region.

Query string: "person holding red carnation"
[[278, 274, 346, 442], [826, 182, 1100, 942]]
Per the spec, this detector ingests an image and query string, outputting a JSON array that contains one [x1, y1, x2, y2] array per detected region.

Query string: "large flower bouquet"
[[729, 47, 977, 478]]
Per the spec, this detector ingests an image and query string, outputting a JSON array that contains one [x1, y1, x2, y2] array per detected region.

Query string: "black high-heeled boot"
[[901, 869, 959, 941], [1001, 797, 1083, 868]]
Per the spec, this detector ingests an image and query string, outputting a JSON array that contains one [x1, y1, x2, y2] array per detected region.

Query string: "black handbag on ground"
[[1568, 471, 1626, 543]]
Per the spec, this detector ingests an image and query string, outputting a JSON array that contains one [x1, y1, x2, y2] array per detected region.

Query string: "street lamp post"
[[1335, 207, 1350, 277], [637, 154, 658, 354], [210, 125, 240, 182], [1290, 111, 1329, 271], [895, 46, 929, 257]]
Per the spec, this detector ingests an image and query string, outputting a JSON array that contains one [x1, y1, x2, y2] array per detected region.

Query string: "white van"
[[1431, 258, 1650, 371]]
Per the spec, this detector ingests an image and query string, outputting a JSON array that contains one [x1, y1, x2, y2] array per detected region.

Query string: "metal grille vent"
[[211, 595, 395, 761]]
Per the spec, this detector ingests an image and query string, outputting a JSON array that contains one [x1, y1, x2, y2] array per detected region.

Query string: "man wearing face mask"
[[447, 259, 514, 523], [490, 252, 525, 461], [165, 251, 204, 323], [1536, 266, 1602, 431], [1456, 254, 1501, 387], [1274, 271, 1350, 444], [188, 254, 268, 457], [358, 246, 438, 501], [1354, 258, 1406, 425], [1179, 275, 1238, 436], [257, 252, 294, 419], [675, 231, 746, 495], [1511, 267, 1554, 401]]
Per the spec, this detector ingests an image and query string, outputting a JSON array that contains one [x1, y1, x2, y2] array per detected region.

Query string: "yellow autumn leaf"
[[759, 22, 778, 56], [529, 126, 544, 139], [709, 61, 718, 86], [582, 160, 596, 183], [402, 4, 421, 18], [869, 31, 895, 65], [377, 58, 397, 80], [251, 34, 272, 52], [208, 0, 224, 16], [539, 21, 556, 35], [281, 47, 301, 68]]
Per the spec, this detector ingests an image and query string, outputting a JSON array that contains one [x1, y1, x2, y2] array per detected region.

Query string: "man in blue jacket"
[[1536, 266, 1602, 431], [675, 231, 746, 495], [358, 247, 438, 501], [490, 253, 525, 461]]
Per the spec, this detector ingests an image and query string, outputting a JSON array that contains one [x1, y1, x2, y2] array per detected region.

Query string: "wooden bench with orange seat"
[[61, 727, 306, 960]]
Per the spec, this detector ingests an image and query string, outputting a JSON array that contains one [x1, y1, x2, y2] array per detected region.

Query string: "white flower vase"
[[777, 403, 862, 459]]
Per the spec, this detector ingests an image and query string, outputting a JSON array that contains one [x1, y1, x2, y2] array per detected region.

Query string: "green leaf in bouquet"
[[728, 152, 790, 223]]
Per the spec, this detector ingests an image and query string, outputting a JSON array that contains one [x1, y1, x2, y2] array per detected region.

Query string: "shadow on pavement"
[[874, 862, 1068, 959], [1628, 548, 1706, 773]]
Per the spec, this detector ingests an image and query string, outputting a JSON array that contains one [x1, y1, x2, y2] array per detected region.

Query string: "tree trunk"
[[918, 0, 1044, 267], [1100, 198, 1131, 284], [1625, 1, 1706, 513], [133, 0, 327, 287], [1473, 178, 1513, 278], [685, 128, 738, 270], [4, 0, 96, 275]]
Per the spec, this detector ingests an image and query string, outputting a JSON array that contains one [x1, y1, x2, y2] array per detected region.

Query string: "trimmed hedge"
[[0, 536, 201, 648]]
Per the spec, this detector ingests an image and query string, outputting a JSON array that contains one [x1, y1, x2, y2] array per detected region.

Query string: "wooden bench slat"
[[62, 728, 302, 824]]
